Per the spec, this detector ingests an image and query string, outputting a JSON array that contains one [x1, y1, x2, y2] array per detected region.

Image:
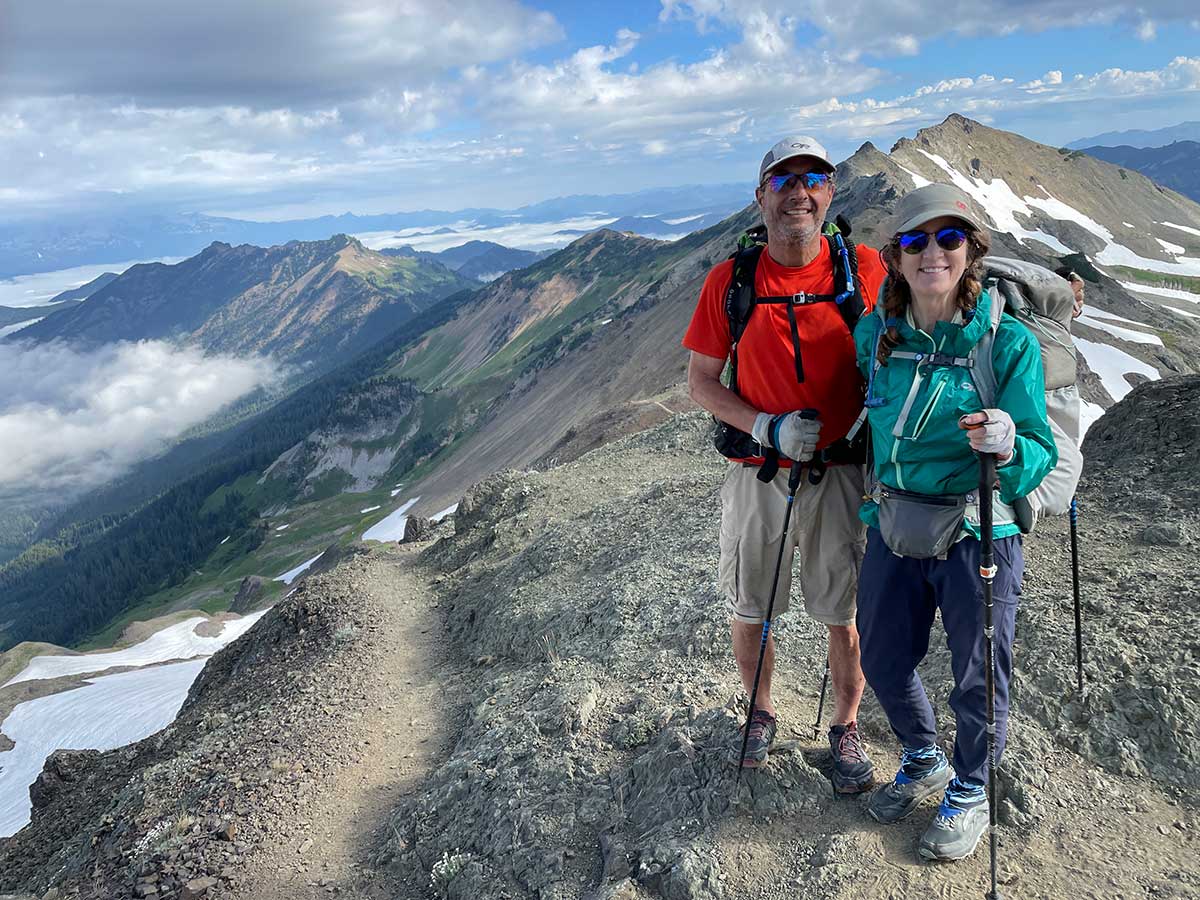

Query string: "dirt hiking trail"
[[232, 545, 456, 900]]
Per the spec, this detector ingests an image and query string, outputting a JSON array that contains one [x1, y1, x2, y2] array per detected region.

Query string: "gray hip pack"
[[876, 486, 970, 560]]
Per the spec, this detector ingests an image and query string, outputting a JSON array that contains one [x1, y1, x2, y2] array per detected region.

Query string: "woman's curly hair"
[[875, 224, 991, 365]]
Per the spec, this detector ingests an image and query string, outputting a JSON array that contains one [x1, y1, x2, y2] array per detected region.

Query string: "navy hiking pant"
[[856, 527, 1022, 787]]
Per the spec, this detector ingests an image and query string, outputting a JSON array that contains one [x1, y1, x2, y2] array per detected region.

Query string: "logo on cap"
[[791, 143, 810, 149]]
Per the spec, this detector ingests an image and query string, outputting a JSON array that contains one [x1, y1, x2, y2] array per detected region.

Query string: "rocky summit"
[[3, 379, 1198, 899]]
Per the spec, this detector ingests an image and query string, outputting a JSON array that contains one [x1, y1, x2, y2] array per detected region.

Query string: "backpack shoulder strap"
[[969, 285, 1002, 408], [827, 232, 866, 332], [723, 244, 763, 395]]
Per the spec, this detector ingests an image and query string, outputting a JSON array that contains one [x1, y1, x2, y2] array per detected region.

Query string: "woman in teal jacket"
[[852, 184, 1056, 862]]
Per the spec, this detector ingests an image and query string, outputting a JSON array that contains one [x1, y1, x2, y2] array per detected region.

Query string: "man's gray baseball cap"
[[890, 183, 984, 234], [758, 136, 835, 182]]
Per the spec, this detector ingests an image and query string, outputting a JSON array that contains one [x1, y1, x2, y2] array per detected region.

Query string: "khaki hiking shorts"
[[718, 462, 867, 627]]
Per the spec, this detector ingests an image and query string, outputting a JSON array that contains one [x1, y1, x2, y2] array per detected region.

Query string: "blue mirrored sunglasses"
[[898, 226, 968, 255], [765, 171, 832, 193]]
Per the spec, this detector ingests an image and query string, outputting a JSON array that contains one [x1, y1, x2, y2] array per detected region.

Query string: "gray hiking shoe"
[[828, 722, 874, 794], [918, 793, 990, 861], [731, 709, 777, 768], [867, 750, 953, 823]]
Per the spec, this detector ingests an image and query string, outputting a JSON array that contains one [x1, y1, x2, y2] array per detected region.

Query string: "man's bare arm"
[[687, 350, 761, 434]]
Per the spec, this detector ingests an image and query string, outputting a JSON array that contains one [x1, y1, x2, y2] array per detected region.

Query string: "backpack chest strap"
[[754, 293, 839, 306], [890, 350, 974, 369]]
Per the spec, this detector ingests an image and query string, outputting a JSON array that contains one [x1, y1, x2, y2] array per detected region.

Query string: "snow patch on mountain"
[[1076, 313, 1163, 346], [0, 317, 44, 338], [1161, 222, 1200, 238], [362, 497, 420, 542], [1074, 338, 1160, 402], [896, 163, 932, 189], [273, 553, 324, 585], [912, 151, 1200, 277], [1117, 281, 1200, 304], [0, 660, 209, 837], [1156, 238, 1187, 255], [4, 611, 270, 687], [915, 150, 1071, 254]]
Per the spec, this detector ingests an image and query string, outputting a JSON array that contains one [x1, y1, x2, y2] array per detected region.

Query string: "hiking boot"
[[918, 786, 990, 861], [731, 708, 777, 768], [867, 747, 953, 823], [828, 721, 875, 794]]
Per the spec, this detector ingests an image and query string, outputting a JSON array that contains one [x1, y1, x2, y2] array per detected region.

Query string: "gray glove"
[[752, 409, 822, 462], [959, 409, 1016, 462]]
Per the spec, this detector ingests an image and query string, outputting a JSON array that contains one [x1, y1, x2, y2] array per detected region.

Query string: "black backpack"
[[713, 218, 868, 482]]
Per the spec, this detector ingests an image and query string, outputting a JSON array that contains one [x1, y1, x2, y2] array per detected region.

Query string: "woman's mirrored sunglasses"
[[898, 226, 968, 255], [765, 171, 832, 193]]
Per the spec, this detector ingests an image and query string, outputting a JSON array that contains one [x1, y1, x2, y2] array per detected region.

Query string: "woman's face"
[[896, 215, 970, 302]]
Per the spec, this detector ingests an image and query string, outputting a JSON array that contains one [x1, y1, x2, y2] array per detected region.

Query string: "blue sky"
[[0, 0, 1197, 221]]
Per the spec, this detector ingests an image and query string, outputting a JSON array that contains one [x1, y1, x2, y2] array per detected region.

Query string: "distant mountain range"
[[0, 184, 749, 281], [9, 235, 473, 366], [1077, 142, 1200, 203], [1068, 121, 1200, 150], [381, 240, 551, 282]]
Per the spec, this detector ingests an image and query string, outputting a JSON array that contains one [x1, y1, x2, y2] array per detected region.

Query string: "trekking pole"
[[1070, 497, 1083, 694], [812, 655, 830, 740], [978, 452, 1002, 900], [736, 461, 806, 789]]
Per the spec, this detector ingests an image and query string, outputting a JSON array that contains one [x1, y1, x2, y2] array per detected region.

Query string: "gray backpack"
[[865, 256, 1083, 533]]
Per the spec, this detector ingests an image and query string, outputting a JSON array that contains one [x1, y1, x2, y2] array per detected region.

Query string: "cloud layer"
[[0, 341, 281, 497]]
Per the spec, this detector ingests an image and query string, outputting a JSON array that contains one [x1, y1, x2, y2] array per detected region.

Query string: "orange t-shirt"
[[682, 243, 887, 458]]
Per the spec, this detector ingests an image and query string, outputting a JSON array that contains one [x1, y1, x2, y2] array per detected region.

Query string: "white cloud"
[[0, 341, 281, 496], [481, 25, 883, 144], [660, 0, 1200, 56], [784, 57, 1200, 143], [1, 0, 562, 106]]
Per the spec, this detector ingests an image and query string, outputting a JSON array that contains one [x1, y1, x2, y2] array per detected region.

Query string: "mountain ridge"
[[11, 234, 474, 366], [1078, 141, 1200, 203]]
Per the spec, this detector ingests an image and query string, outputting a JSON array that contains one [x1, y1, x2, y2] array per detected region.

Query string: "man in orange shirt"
[[683, 136, 886, 792]]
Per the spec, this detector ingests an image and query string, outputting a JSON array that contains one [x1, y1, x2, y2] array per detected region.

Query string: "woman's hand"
[[958, 410, 1015, 463]]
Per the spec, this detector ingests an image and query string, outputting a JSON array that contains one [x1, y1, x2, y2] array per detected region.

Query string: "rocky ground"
[[2, 378, 1198, 900]]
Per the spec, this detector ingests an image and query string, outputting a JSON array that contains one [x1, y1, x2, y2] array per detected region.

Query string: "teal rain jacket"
[[853, 287, 1058, 540]]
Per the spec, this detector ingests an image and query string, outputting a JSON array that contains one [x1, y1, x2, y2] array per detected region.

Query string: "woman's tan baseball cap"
[[890, 183, 984, 234]]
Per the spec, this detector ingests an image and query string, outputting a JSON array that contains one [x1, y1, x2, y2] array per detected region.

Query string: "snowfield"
[[914, 150, 1071, 254], [0, 608, 270, 836], [0, 317, 45, 338], [911, 152, 1200, 277], [0, 659, 206, 837], [1075, 313, 1163, 346], [3, 611, 270, 687], [431, 503, 459, 522], [1074, 338, 1160, 403], [362, 497, 420, 542], [273, 552, 325, 585], [1118, 281, 1200, 304]]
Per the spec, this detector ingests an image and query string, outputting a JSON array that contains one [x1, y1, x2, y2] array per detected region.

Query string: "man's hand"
[[753, 409, 822, 462], [959, 410, 1015, 463], [1069, 274, 1085, 319]]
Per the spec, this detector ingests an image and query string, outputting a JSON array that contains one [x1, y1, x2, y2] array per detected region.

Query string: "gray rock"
[[1141, 523, 1185, 545], [231, 575, 266, 613]]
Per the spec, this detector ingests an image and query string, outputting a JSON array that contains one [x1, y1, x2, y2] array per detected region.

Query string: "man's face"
[[755, 158, 835, 249]]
